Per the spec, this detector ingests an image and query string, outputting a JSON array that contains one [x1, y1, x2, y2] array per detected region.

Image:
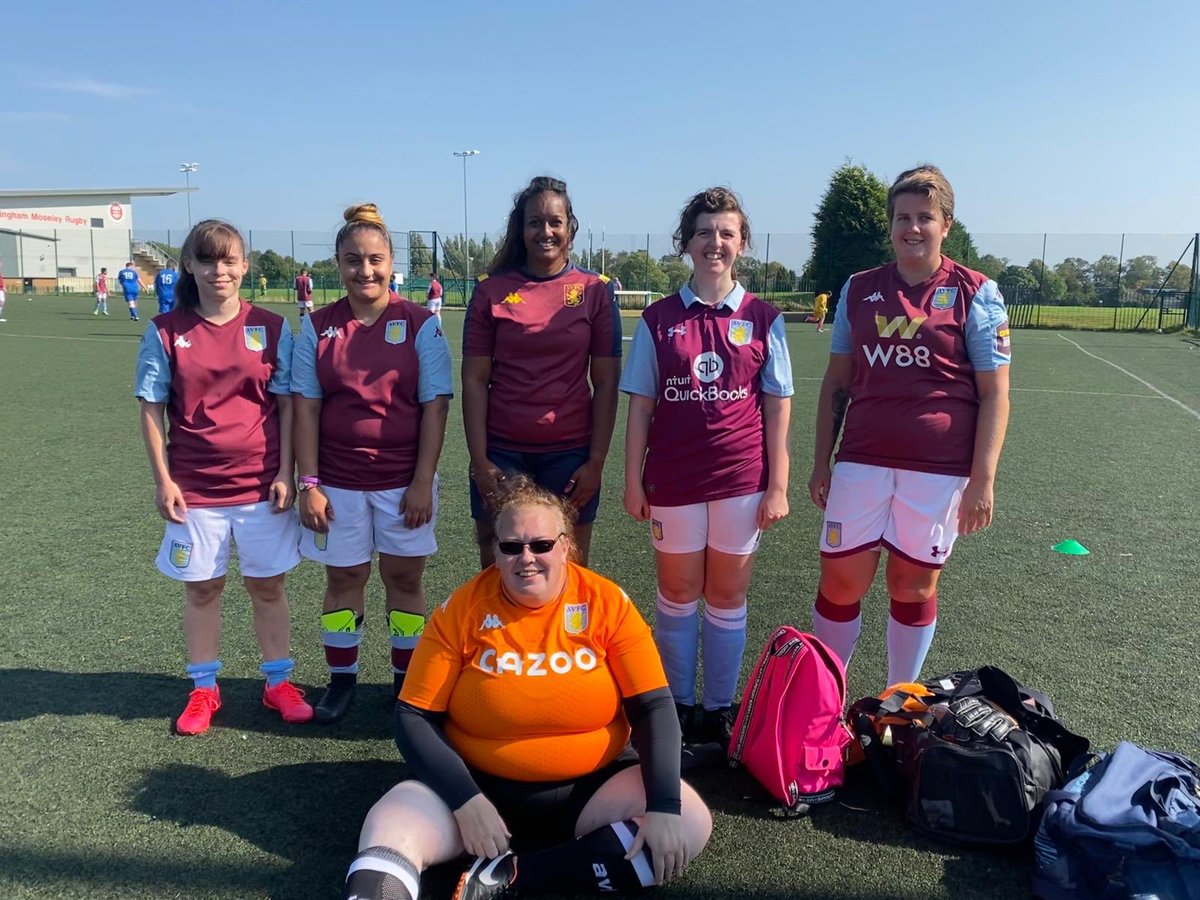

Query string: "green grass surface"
[[1, 296, 1199, 899]]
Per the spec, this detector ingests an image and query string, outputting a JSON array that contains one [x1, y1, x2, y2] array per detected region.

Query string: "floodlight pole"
[[179, 162, 199, 228], [453, 150, 480, 284]]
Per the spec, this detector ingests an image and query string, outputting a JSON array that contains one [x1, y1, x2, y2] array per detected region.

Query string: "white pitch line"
[[1056, 333, 1200, 422], [0, 332, 140, 344], [1012, 387, 1163, 399]]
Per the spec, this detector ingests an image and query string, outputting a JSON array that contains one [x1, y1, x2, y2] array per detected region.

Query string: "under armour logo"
[[931, 545, 948, 558], [480, 614, 502, 630], [320, 326, 344, 339], [667, 324, 687, 338], [174, 335, 192, 348], [864, 291, 885, 303]]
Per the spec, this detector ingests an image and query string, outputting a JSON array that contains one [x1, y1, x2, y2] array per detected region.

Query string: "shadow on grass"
[[0, 669, 393, 740], [692, 764, 1033, 899], [131, 760, 467, 899]]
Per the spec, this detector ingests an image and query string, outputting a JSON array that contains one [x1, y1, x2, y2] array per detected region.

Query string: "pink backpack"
[[728, 626, 853, 814]]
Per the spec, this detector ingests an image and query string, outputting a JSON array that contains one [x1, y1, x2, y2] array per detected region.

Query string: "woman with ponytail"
[[134, 219, 312, 736], [292, 204, 453, 724]]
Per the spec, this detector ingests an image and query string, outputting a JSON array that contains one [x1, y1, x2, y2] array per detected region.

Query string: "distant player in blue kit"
[[118, 261, 145, 321], [155, 261, 180, 314]]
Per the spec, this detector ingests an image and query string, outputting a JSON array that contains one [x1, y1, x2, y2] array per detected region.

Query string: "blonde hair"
[[335, 203, 393, 256], [887, 165, 955, 223], [488, 473, 579, 562]]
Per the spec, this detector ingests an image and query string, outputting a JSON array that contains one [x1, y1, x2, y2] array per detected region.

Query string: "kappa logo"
[[875, 314, 926, 339], [667, 324, 687, 339], [692, 351, 724, 383], [502, 292, 524, 304], [864, 291, 885, 303], [320, 326, 343, 339], [564, 283, 585, 307], [174, 335, 192, 349], [480, 613, 502, 630]]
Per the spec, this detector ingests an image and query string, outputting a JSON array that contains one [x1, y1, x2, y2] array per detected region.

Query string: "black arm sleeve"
[[394, 700, 482, 812], [622, 686, 682, 815]]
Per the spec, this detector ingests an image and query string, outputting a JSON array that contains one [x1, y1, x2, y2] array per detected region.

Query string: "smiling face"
[[337, 227, 393, 305], [522, 191, 572, 277], [890, 192, 952, 282], [494, 503, 570, 608], [187, 244, 247, 306], [686, 211, 745, 283]]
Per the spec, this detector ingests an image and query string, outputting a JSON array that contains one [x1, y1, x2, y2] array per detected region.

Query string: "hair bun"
[[343, 203, 386, 228]]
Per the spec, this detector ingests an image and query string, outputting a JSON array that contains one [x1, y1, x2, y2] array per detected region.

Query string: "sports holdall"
[[1033, 741, 1200, 899], [727, 626, 853, 815], [850, 666, 1090, 845]]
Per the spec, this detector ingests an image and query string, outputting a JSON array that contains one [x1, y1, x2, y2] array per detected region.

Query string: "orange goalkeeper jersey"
[[400, 563, 667, 782]]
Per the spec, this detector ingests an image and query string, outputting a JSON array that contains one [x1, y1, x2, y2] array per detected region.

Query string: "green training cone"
[[1052, 539, 1090, 556]]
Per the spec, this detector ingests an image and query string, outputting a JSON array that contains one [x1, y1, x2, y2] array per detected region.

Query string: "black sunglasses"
[[496, 533, 565, 556]]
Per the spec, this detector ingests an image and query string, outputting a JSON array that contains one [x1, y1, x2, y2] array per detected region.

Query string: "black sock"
[[343, 845, 419, 900], [514, 820, 655, 894]]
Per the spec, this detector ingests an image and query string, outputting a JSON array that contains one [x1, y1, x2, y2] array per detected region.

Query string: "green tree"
[[1026, 258, 1067, 304], [1091, 254, 1121, 304], [1123, 255, 1162, 291], [251, 249, 290, 285], [409, 233, 433, 274], [973, 253, 1007, 281], [1164, 261, 1193, 291], [942, 220, 979, 267], [442, 235, 496, 280], [735, 254, 764, 292], [658, 254, 690, 292], [612, 251, 668, 293], [1054, 257, 1096, 306], [808, 163, 890, 304]]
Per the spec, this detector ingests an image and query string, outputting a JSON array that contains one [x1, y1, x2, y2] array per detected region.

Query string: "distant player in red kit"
[[621, 187, 793, 747], [808, 165, 1011, 687]]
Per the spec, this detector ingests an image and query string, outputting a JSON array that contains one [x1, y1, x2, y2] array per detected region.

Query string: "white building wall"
[[0, 195, 133, 280]]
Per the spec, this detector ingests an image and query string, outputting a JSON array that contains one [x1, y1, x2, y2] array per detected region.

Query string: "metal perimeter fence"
[[3, 226, 1197, 332]]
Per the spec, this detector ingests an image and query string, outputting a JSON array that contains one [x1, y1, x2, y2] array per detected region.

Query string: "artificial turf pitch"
[[1, 296, 1198, 899]]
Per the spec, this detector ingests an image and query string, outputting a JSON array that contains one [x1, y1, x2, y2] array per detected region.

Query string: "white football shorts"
[[156, 501, 301, 581], [299, 479, 439, 566], [650, 491, 764, 556]]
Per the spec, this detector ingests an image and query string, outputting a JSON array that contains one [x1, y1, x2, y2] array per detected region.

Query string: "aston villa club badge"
[[243, 325, 266, 351], [170, 540, 192, 569], [728, 319, 753, 346], [564, 283, 585, 307], [564, 603, 589, 634], [931, 287, 958, 310], [825, 522, 843, 549], [385, 320, 407, 345]]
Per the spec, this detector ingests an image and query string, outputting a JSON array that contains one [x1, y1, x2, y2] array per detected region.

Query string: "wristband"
[[298, 476, 321, 492]]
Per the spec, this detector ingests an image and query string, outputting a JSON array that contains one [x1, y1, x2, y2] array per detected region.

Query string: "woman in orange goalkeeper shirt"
[[340, 475, 712, 900]]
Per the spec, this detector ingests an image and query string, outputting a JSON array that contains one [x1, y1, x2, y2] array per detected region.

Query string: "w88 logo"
[[862, 343, 931, 368]]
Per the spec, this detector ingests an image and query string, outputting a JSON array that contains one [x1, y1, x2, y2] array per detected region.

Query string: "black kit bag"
[[852, 666, 1091, 846]]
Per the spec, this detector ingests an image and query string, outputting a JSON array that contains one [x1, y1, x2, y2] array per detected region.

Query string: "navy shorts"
[[469, 746, 638, 850], [469, 444, 601, 525]]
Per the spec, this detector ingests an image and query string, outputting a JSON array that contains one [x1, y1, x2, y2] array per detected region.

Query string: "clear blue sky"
[[5, 0, 1199, 248]]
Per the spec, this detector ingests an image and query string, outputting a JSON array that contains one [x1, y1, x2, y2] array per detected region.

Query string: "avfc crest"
[[243, 325, 267, 352], [931, 287, 958, 310], [384, 320, 408, 345], [564, 283, 585, 307], [564, 602, 589, 635], [313, 531, 328, 552], [651, 519, 664, 542], [170, 540, 192, 569], [825, 521, 843, 549], [728, 319, 753, 346]]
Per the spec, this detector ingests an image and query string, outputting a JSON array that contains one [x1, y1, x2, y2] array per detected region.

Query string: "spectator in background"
[[812, 290, 829, 333], [155, 260, 180, 315], [425, 271, 442, 322], [259, 273, 268, 298], [295, 267, 314, 318], [94, 267, 110, 316]]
